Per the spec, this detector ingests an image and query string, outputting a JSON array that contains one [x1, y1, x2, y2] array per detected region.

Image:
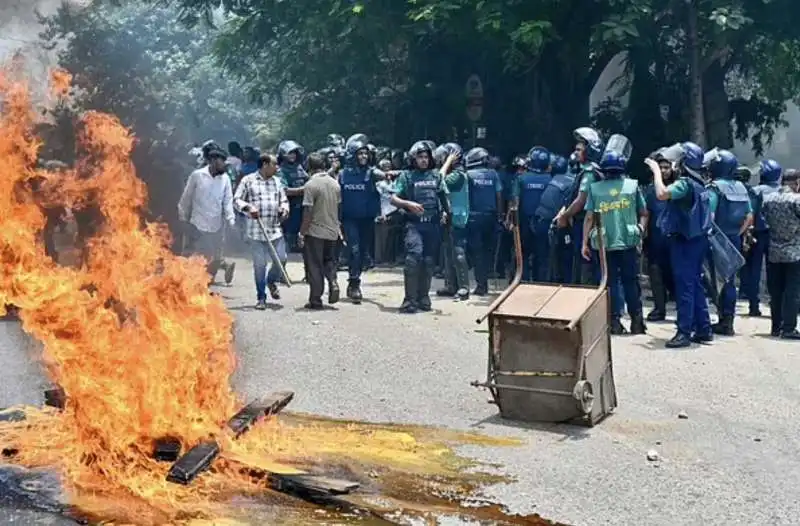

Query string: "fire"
[[0, 65, 549, 526], [0, 66, 238, 504]]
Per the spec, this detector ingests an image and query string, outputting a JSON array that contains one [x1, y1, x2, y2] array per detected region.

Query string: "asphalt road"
[[1, 254, 798, 525]]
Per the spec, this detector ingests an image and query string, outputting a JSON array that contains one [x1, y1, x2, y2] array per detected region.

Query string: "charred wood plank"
[[226, 391, 294, 438], [165, 441, 219, 485], [269, 474, 359, 496], [152, 437, 181, 462], [44, 388, 66, 410]]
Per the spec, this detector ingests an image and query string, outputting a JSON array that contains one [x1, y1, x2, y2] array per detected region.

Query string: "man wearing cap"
[[178, 142, 236, 283], [761, 168, 800, 340]]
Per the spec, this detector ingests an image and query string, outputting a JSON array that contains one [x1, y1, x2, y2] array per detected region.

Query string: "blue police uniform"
[[644, 183, 673, 319], [743, 182, 779, 313], [659, 177, 712, 343], [466, 167, 502, 293], [534, 171, 575, 283], [709, 177, 751, 329], [340, 164, 380, 296], [515, 169, 551, 281], [395, 169, 447, 313], [279, 163, 308, 249]]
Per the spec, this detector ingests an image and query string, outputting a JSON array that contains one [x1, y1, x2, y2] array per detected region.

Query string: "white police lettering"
[[414, 180, 437, 188], [475, 179, 494, 186], [525, 183, 545, 190], [343, 183, 366, 191]]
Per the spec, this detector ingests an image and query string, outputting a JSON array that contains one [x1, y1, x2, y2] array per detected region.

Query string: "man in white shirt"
[[234, 153, 290, 310], [177, 142, 236, 282]]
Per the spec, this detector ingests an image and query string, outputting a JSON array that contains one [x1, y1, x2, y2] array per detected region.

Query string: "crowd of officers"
[[180, 127, 800, 348]]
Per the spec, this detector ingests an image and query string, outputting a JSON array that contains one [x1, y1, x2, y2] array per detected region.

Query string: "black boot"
[[712, 315, 735, 336], [399, 264, 419, 314], [781, 330, 800, 340], [666, 333, 692, 348], [417, 263, 433, 312], [347, 279, 362, 304], [629, 313, 647, 335], [436, 287, 456, 297], [610, 317, 628, 335]]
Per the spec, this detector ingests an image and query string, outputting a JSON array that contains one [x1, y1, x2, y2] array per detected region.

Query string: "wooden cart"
[[472, 219, 617, 427]]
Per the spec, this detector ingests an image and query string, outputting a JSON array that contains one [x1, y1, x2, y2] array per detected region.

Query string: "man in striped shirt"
[[234, 153, 290, 310]]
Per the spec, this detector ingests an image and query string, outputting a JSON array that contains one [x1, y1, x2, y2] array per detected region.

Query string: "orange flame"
[[0, 67, 239, 499]]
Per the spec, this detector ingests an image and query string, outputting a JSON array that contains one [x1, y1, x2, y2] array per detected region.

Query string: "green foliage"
[[39, 1, 282, 151]]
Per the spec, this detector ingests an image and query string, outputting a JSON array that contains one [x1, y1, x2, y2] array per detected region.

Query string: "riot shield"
[[603, 134, 632, 161], [708, 221, 745, 285]]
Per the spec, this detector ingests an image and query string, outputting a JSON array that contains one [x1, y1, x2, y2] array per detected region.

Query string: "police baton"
[[254, 216, 293, 287]]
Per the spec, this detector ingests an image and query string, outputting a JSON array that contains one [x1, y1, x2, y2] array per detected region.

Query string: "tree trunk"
[[687, 0, 706, 147]]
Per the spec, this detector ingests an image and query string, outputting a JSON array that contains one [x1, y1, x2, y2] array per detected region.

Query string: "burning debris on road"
[[0, 65, 566, 525]]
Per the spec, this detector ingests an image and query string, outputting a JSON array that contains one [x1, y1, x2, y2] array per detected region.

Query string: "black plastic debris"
[[152, 437, 182, 462], [0, 408, 27, 423], [44, 388, 66, 410], [165, 441, 220, 485], [227, 391, 294, 438]]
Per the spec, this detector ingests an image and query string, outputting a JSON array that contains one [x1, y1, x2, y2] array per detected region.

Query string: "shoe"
[[629, 314, 647, 335], [399, 300, 418, 314], [456, 288, 470, 301], [610, 318, 628, 335], [781, 330, 800, 340], [436, 288, 457, 297], [712, 316, 735, 336], [690, 332, 713, 344], [771, 328, 781, 337], [472, 286, 488, 297], [346, 281, 362, 304], [255, 300, 267, 311], [224, 261, 236, 285], [666, 333, 692, 348], [747, 308, 762, 317], [267, 283, 280, 300], [328, 283, 340, 305], [304, 302, 324, 310], [646, 309, 666, 322]]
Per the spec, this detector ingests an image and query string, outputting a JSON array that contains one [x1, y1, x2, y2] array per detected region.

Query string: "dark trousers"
[[717, 233, 743, 317], [766, 261, 800, 334], [342, 218, 374, 282], [284, 205, 303, 251], [742, 230, 769, 311], [606, 248, 642, 317], [468, 213, 497, 289], [302, 235, 338, 305], [670, 235, 711, 337], [550, 226, 574, 284]]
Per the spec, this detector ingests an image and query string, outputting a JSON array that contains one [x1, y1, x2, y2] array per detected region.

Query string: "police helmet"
[[759, 159, 782, 184], [464, 147, 490, 169], [680, 142, 705, 174], [345, 133, 369, 150], [433, 142, 463, 167], [708, 149, 738, 180], [422, 140, 437, 154], [551, 155, 568, 175], [528, 146, 550, 171], [327, 134, 345, 148], [277, 140, 305, 164], [408, 141, 434, 169], [599, 150, 626, 174], [735, 165, 753, 183], [573, 127, 604, 163]]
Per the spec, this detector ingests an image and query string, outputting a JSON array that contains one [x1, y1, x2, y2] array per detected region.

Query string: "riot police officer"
[[391, 141, 450, 313], [643, 148, 677, 321], [646, 142, 713, 348], [555, 127, 605, 284], [277, 140, 308, 252], [742, 159, 781, 316], [535, 154, 575, 283], [339, 137, 383, 303], [464, 147, 503, 295], [582, 142, 647, 335], [707, 149, 753, 336], [509, 146, 551, 282], [435, 143, 470, 300]]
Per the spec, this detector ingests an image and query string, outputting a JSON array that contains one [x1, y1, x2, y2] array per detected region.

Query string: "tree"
[[37, 1, 283, 229]]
